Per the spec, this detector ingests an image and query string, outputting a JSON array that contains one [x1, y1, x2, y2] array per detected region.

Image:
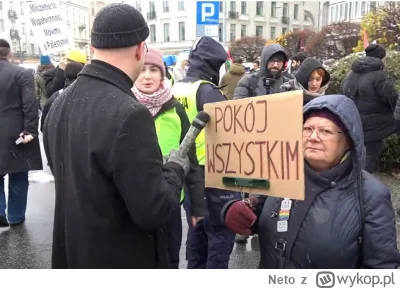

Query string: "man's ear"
[[135, 42, 145, 61]]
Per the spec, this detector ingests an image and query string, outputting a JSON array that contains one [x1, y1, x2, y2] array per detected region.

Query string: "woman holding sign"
[[222, 94, 400, 269], [132, 47, 205, 269]]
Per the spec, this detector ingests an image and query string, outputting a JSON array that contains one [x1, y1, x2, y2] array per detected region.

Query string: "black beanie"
[[365, 44, 386, 59], [0, 39, 11, 48], [64, 62, 84, 80], [91, 3, 149, 49]]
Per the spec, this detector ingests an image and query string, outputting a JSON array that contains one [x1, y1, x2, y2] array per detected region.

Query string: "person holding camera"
[[233, 44, 289, 99]]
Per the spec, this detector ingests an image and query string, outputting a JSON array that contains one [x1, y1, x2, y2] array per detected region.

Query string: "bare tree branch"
[[229, 36, 267, 62]]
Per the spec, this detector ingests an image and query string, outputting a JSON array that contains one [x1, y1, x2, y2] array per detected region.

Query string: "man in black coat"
[[342, 44, 399, 173], [0, 39, 43, 227], [43, 4, 190, 269]]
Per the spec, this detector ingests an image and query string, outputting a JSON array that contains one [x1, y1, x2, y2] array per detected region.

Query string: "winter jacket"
[[35, 64, 55, 108], [280, 58, 330, 105], [220, 63, 245, 100], [152, 98, 206, 217], [223, 94, 400, 269], [342, 56, 399, 143], [43, 60, 186, 269], [233, 44, 289, 99], [179, 36, 241, 222], [0, 59, 42, 174], [43, 66, 66, 99]]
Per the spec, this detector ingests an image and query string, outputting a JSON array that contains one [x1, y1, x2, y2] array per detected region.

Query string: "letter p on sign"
[[201, 3, 214, 22]]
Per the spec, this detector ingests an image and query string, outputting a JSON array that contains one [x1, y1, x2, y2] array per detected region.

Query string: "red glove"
[[225, 200, 257, 235]]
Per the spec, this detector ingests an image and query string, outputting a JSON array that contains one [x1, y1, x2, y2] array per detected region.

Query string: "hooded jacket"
[[342, 56, 399, 143], [220, 63, 245, 100], [223, 94, 400, 269], [280, 58, 330, 105], [35, 64, 55, 107], [182, 36, 228, 111], [233, 44, 289, 99]]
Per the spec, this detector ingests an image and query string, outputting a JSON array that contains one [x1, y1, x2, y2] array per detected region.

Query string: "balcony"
[[10, 29, 20, 40], [229, 11, 239, 19], [147, 11, 157, 21], [8, 10, 18, 20], [281, 16, 289, 24]]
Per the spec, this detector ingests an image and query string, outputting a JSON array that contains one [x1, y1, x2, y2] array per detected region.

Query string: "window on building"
[[335, 4, 339, 20], [220, 1, 223, 12], [271, 2, 276, 17], [0, 1, 3, 10], [294, 4, 298, 19], [178, 1, 184, 11], [135, 1, 142, 12], [0, 19, 4, 32], [150, 24, 156, 42], [20, 3, 23, 15], [345, 3, 348, 20], [282, 27, 287, 35], [31, 44, 35, 55], [230, 24, 236, 41], [340, 4, 344, 20], [218, 23, 223, 42], [330, 6, 334, 23], [355, 1, 359, 17], [270, 26, 276, 39], [241, 1, 246, 14], [230, 1, 235, 12], [370, 1, 377, 10], [256, 25, 263, 37], [256, 1, 263, 16], [241, 24, 246, 37], [179, 22, 185, 40], [349, 2, 353, 19], [21, 23, 25, 34], [283, 3, 288, 17], [91, 6, 95, 16], [163, 23, 170, 42], [163, 1, 169, 12], [149, 1, 155, 12], [361, 1, 366, 15]]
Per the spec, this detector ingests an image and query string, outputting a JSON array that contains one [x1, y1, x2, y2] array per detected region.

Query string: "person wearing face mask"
[[172, 36, 241, 269], [42, 4, 190, 269], [222, 94, 400, 269], [280, 58, 330, 105], [233, 44, 289, 99], [131, 47, 206, 269]]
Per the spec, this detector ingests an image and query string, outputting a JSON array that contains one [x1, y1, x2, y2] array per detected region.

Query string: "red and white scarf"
[[132, 78, 172, 117]]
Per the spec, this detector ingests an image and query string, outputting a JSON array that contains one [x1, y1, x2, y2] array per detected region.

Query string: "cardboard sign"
[[25, 1, 72, 55], [204, 90, 305, 200]]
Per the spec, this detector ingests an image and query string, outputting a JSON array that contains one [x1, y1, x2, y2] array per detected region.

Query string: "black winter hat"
[[64, 62, 84, 80], [0, 39, 11, 48], [365, 44, 386, 59], [91, 3, 149, 49]]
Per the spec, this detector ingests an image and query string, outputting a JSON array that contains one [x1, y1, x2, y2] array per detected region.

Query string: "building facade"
[[128, 1, 325, 54], [328, 0, 378, 24], [0, 0, 100, 59]]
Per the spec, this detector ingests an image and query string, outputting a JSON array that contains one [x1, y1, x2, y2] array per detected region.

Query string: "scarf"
[[132, 78, 172, 117]]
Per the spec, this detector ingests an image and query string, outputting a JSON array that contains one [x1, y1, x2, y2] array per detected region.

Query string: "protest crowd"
[[1, 3, 400, 269]]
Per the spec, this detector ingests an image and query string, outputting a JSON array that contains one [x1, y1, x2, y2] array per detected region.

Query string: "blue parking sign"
[[196, 1, 220, 25]]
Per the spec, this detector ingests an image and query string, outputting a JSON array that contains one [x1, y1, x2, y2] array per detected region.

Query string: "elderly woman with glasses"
[[222, 94, 400, 269]]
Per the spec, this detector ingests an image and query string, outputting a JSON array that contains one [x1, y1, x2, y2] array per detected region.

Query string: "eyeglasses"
[[268, 59, 284, 64], [303, 126, 343, 141]]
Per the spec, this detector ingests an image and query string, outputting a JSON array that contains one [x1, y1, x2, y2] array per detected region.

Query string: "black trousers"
[[167, 206, 182, 269]]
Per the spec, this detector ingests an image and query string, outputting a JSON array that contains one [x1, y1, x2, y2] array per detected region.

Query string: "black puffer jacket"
[[341, 56, 399, 143], [223, 94, 400, 269]]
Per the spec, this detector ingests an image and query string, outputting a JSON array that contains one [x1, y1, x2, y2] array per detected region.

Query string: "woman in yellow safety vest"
[[132, 47, 205, 269]]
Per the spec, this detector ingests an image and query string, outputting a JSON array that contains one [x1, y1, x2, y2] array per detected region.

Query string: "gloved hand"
[[166, 149, 190, 176], [225, 200, 257, 235]]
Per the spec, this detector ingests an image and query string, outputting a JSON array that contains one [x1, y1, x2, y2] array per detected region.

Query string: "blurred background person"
[[290, 52, 308, 77], [35, 55, 55, 109], [220, 58, 245, 100], [173, 52, 188, 82]]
